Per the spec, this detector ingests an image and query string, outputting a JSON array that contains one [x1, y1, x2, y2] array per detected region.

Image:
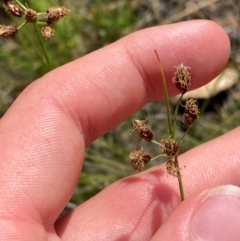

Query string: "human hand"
[[1, 20, 238, 241]]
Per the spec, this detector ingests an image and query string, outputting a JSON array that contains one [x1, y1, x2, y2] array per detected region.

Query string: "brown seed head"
[[0, 24, 18, 37], [25, 8, 38, 23], [166, 160, 180, 178], [41, 26, 55, 40], [131, 119, 153, 142], [4, 2, 23, 17], [172, 64, 191, 94], [46, 6, 70, 25], [160, 137, 179, 157], [129, 148, 151, 172], [182, 99, 200, 125]]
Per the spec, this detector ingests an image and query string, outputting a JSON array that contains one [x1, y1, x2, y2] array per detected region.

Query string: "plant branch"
[[154, 50, 173, 136], [172, 93, 184, 138], [179, 123, 194, 144], [33, 24, 52, 70], [151, 153, 169, 161], [15, 0, 27, 10], [174, 156, 185, 201], [151, 139, 163, 147]]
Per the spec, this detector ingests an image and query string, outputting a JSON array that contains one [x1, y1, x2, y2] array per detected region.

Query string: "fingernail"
[[191, 185, 240, 241]]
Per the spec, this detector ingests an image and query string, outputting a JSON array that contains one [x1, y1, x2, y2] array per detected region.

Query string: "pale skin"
[[0, 20, 238, 240]]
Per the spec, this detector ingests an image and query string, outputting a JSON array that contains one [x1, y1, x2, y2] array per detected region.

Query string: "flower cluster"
[[129, 62, 199, 179], [129, 148, 151, 172], [166, 160, 180, 178], [160, 137, 179, 157], [0, 1, 70, 39], [131, 119, 153, 142], [0, 24, 18, 37], [182, 98, 200, 125], [172, 64, 191, 94]]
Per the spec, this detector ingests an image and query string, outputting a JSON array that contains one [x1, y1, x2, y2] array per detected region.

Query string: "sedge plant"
[[0, 0, 70, 71], [129, 50, 200, 201], [0, 0, 70, 39]]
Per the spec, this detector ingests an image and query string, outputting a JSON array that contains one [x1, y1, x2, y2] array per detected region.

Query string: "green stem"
[[17, 21, 26, 30], [15, 0, 26, 10], [37, 12, 46, 16], [154, 50, 173, 136], [33, 24, 52, 71], [151, 139, 163, 147], [174, 156, 185, 201], [179, 124, 193, 144], [154, 50, 185, 202], [151, 153, 169, 161], [172, 93, 184, 138]]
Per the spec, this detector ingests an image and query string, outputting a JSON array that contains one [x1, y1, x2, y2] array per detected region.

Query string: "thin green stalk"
[[179, 124, 193, 144], [172, 93, 184, 138], [151, 139, 163, 147], [174, 156, 185, 201], [17, 20, 26, 30], [15, 0, 26, 10], [154, 50, 173, 136], [38, 13, 46, 16], [33, 24, 52, 71], [151, 153, 169, 161], [154, 50, 186, 202]]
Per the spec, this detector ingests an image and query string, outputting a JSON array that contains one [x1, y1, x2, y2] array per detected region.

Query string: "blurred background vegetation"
[[0, 0, 240, 208]]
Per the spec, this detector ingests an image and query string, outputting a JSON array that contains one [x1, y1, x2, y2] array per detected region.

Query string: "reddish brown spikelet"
[[129, 148, 151, 171], [25, 8, 38, 23], [182, 99, 200, 125], [172, 64, 191, 94], [41, 26, 55, 40], [46, 6, 70, 25], [0, 24, 18, 37], [4, 2, 23, 17], [160, 137, 179, 157], [131, 119, 153, 142], [166, 160, 180, 178]]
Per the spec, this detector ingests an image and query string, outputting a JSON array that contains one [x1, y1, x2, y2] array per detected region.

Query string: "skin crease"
[[0, 19, 236, 241]]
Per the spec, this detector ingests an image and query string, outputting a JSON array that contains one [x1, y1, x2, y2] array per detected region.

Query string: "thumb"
[[151, 185, 240, 241]]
